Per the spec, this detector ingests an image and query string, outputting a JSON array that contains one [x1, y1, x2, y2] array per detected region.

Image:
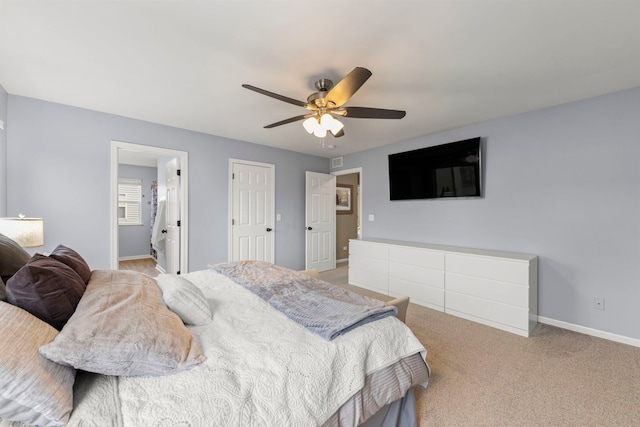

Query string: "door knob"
[[266, 228, 272, 232], [306, 227, 313, 230]]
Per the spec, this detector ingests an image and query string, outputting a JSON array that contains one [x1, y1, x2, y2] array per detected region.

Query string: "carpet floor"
[[319, 262, 640, 426]]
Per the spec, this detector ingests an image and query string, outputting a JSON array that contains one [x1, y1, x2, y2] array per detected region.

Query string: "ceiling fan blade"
[[325, 67, 372, 107], [242, 84, 308, 108], [330, 128, 345, 138], [342, 106, 406, 119], [264, 114, 313, 128]]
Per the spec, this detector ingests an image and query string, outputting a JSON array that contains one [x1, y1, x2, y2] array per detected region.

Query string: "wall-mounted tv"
[[388, 137, 482, 200]]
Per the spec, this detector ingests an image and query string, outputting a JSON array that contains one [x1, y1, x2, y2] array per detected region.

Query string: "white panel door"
[[165, 158, 180, 274], [305, 171, 335, 272], [230, 161, 274, 263]]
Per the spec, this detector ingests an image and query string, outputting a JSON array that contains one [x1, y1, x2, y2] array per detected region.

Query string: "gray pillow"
[[0, 301, 75, 426], [156, 274, 212, 326], [39, 269, 205, 377]]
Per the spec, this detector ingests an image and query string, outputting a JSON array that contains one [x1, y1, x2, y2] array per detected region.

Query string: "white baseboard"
[[538, 316, 640, 348], [118, 255, 155, 262], [336, 258, 349, 264], [155, 264, 166, 274]]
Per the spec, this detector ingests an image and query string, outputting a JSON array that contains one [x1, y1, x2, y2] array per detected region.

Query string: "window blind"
[[118, 179, 142, 225]]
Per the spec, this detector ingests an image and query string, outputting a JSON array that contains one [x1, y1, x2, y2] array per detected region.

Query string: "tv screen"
[[388, 137, 482, 200]]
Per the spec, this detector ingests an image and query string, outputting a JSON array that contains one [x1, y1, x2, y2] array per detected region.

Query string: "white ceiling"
[[1, 1, 640, 158]]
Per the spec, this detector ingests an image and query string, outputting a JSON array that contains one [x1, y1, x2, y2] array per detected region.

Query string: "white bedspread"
[[2, 269, 428, 427], [122, 269, 427, 426]]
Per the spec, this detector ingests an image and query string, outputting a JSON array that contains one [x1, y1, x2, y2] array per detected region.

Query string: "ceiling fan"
[[242, 67, 406, 139]]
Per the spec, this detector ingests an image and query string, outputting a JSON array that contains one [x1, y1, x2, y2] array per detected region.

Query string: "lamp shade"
[[0, 217, 44, 247]]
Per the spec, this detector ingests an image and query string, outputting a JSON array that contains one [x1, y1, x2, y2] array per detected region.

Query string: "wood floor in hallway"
[[118, 257, 160, 277]]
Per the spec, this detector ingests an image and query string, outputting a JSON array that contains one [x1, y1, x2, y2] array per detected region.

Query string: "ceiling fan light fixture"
[[302, 117, 318, 134], [319, 113, 333, 128], [313, 127, 327, 138], [329, 117, 344, 134], [319, 113, 344, 134]]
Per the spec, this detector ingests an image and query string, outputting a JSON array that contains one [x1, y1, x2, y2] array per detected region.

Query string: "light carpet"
[[319, 263, 640, 426]]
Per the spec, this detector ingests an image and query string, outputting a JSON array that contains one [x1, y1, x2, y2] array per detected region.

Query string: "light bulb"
[[313, 127, 327, 138], [302, 117, 318, 134], [329, 118, 344, 134], [320, 113, 334, 130]]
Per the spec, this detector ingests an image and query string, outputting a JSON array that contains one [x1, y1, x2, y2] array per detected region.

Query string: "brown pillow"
[[0, 232, 31, 284], [49, 244, 92, 283], [6, 254, 86, 330]]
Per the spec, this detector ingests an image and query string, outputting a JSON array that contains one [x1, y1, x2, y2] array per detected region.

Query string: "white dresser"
[[348, 239, 538, 337]]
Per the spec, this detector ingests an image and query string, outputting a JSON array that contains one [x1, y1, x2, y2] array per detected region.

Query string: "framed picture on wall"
[[336, 184, 353, 214]]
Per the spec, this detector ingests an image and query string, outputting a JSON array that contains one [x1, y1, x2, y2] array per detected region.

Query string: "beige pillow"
[[0, 301, 75, 426], [156, 274, 212, 325], [40, 269, 205, 377]]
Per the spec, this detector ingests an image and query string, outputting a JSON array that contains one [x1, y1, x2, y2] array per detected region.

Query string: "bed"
[[0, 234, 430, 427]]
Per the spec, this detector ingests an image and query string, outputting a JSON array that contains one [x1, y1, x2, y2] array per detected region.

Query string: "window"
[[118, 179, 142, 225]]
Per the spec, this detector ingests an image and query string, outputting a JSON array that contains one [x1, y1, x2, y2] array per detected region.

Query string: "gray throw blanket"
[[210, 261, 397, 340]]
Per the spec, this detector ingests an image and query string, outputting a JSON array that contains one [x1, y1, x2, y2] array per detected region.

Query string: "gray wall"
[[336, 87, 640, 340], [0, 85, 7, 216], [6, 95, 328, 271], [118, 164, 157, 259]]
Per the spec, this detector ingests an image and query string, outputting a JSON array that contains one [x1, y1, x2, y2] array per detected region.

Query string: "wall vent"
[[331, 157, 343, 169]]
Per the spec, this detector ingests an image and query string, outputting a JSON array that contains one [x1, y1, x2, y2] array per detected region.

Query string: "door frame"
[[110, 141, 189, 273], [228, 158, 276, 263], [332, 167, 363, 242]]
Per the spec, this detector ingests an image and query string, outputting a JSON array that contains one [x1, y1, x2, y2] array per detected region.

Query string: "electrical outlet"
[[593, 298, 605, 310], [342, 246, 347, 251]]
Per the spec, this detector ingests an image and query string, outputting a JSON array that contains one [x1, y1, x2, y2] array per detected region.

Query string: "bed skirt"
[[360, 389, 418, 427], [322, 352, 428, 427]]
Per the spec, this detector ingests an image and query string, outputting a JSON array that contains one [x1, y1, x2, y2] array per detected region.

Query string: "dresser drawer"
[[349, 240, 388, 261], [349, 254, 388, 276], [389, 261, 444, 289], [388, 277, 444, 310], [349, 268, 388, 294], [446, 253, 530, 285], [445, 291, 530, 331], [389, 246, 444, 270], [446, 272, 528, 307]]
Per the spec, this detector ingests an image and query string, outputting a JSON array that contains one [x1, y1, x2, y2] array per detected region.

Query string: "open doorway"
[[332, 167, 362, 263], [110, 141, 189, 274], [117, 161, 159, 276]]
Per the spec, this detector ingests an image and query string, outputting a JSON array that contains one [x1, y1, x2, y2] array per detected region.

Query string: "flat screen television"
[[388, 137, 482, 200]]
